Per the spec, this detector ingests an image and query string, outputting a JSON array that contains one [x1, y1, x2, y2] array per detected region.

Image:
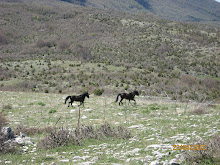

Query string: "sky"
[[215, 0, 220, 2]]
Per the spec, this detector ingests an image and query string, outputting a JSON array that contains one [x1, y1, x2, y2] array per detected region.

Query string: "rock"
[[5, 161, 12, 164], [60, 159, 69, 162], [150, 160, 162, 165], [131, 148, 141, 154], [84, 109, 93, 112], [169, 159, 180, 165], [15, 136, 34, 145], [73, 156, 81, 160], [81, 156, 91, 160], [128, 124, 144, 129], [70, 109, 76, 113], [2, 127, 16, 139], [20, 132, 26, 138], [146, 138, 155, 141], [80, 162, 94, 165], [118, 113, 123, 116], [82, 115, 87, 119]]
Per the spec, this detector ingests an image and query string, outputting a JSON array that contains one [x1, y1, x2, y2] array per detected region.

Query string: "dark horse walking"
[[65, 92, 89, 107], [115, 90, 139, 106]]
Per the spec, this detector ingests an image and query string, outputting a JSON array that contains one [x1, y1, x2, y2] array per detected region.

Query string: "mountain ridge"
[[1, 0, 220, 25], [58, 0, 220, 25]]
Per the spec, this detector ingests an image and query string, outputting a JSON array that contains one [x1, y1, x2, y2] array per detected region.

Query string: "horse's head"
[[84, 92, 90, 98], [134, 90, 139, 96]]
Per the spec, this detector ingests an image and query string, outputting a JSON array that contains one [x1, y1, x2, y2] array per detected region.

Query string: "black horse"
[[65, 92, 89, 107], [115, 90, 139, 106]]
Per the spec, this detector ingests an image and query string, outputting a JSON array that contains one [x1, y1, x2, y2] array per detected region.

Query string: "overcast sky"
[[215, 0, 220, 2]]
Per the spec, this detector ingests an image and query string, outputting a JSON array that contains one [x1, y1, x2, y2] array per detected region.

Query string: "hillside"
[[1, 0, 220, 25], [0, 1, 220, 101], [60, 0, 220, 25]]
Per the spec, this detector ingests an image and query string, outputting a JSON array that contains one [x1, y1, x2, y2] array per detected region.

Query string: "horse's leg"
[[79, 102, 83, 107], [119, 98, 124, 106], [70, 101, 74, 107], [133, 99, 136, 105], [68, 101, 71, 107]]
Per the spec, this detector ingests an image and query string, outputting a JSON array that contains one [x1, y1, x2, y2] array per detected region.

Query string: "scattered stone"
[[15, 136, 34, 145], [73, 156, 81, 160], [128, 124, 144, 129], [84, 109, 93, 112], [146, 144, 173, 151], [20, 132, 26, 138], [150, 160, 162, 165], [2, 127, 15, 139], [118, 113, 123, 116], [5, 161, 12, 164], [60, 159, 69, 162], [80, 162, 94, 165], [169, 159, 180, 165], [82, 115, 87, 119], [70, 109, 76, 113], [81, 156, 91, 160]]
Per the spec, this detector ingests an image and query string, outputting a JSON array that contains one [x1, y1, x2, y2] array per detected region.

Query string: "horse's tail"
[[115, 94, 121, 102], [65, 96, 71, 104]]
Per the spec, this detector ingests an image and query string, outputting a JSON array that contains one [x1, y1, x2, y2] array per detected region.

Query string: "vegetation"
[[8, 0, 220, 25], [0, 91, 219, 164], [0, 2, 219, 101], [184, 135, 220, 164], [0, 1, 219, 164]]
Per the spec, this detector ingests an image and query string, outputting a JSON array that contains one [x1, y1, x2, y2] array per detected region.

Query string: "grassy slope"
[[0, 2, 219, 100], [0, 91, 220, 164]]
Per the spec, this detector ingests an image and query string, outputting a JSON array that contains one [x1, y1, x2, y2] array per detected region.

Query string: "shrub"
[[184, 135, 220, 164], [57, 38, 70, 50], [0, 112, 8, 131], [37, 102, 46, 106], [0, 31, 8, 45], [49, 109, 57, 114], [14, 125, 53, 136], [39, 123, 131, 149], [191, 107, 208, 115], [36, 38, 46, 48], [93, 88, 104, 96], [2, 104, 13, 110]]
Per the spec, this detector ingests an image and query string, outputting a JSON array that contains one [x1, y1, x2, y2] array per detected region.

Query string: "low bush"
[[14, 125, 54, 136], [2, 104, 13, 110], [0, 112, 8, 131], [184, 135, 220, 164], [93, 88, 104, 96], [191, 107, 208, 115], [39, 123, 131, 149]]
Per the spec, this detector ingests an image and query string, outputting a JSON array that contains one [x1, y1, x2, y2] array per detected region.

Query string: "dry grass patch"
[[191, 107, 209, 115], [184, 135, 220, 164], [14, 125, 54, 136], [39, 123, 131, 149]]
